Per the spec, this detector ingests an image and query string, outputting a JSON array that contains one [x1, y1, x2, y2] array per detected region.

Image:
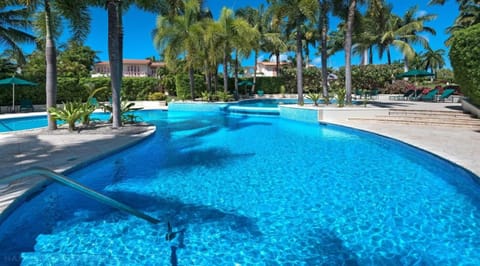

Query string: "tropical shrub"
[[48, 102, 85, 132], [102, 100, 139, 123], [384, 80, 415, 94], [215, 91, 233, 102], [449, 24, 480, 105], [337, 64, 403, 91], [148, 92, 167, 101], [306, 92, 321, 106]]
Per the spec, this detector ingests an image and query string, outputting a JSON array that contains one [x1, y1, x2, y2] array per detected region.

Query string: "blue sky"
[[64, 0, 460, 69]]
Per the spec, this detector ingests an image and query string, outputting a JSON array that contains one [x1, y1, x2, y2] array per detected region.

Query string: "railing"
[[1, 167, 160, 224]]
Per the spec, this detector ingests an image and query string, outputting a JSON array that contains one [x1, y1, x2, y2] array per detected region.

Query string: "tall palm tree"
[[398, 5, 436, 70], [267, 0, 319, 105], [19, 0, 90, 130], [318, 0, 331, 97], [153, 0, 204, 99], [217, 7, 252, 94], [0, 3, 36, 65], [198, 18, 222, 95], [230, 18, 260, 99], [344, 0, 359, 104], [430, 0, 478, 45], [421, 46, 445, 75], [235, 5, 269, 92]]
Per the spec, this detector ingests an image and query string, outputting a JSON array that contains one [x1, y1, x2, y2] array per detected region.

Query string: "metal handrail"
[[1, 167, 160, 224]]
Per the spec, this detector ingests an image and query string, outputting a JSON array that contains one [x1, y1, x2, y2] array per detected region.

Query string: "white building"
[[92, 59, 165, 78]]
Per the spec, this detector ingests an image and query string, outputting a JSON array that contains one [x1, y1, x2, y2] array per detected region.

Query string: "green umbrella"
[[238, 80, 254, 86], [395, 69, 434, 78], [0, 77, 37, 112], [396, 70, 434, 97]]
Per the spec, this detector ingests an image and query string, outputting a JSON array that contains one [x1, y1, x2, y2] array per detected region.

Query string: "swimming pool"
[[1, 110, 480, 265], [0, 113, 111, 132], [223, 98, 311, 115]]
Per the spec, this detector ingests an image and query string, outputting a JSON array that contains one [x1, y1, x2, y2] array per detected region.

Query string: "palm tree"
[[421, 46, 445, 76], [198, 18, 222, 96], [0, 3, 36, 65], [235, 4, 269, 92], [430, 0, 478, 45], [217, 7, 255, 94], [318, 0, 331, 97], [230, 18, 260, 99], [398, 5, 436, 70], [344, 0, 360, 104], [19, 0, 90, 130], [154, 0, 204, 100], [267, 0, 319, 105]]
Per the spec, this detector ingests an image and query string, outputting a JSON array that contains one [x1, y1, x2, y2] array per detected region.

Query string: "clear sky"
[[78, 0, 458, 69]]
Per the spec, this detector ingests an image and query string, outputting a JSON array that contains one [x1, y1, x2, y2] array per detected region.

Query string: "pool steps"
[[1, 167, 160, 224]]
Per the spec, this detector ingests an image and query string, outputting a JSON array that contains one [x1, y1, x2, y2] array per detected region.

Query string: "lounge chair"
[[369, 88, 379, 99], [389, 89, 414, 101], [436, 88, 456, 102], [88, 97, 99, 108], [420, 88, 439, 102], [19, 99, 34, 112]]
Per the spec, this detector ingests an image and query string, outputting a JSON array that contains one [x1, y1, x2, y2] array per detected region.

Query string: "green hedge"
[[337, 64, 404, 92], [449, 24, 480, 106], [0, 76, 163, 106]]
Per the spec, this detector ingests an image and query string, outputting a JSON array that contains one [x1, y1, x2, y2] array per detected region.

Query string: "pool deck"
[[0, 99, 479, 219]]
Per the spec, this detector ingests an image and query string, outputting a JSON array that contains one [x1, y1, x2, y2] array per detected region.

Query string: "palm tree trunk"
[[369, 46, 373, 64], [344, 0, 357, 105], [296, 23, 304, 105], [252, 49, 258, 93], [403, 55, 409, 71], [223, 50, 228, 93], [234, 51, 239, 100], [44, 0, 57, 130], [275, 51, 280, 76], [188, 66, 195, 100], [107, 0, 121, 128], [320, 1, 329, 97], [387, 49, 391, 65]]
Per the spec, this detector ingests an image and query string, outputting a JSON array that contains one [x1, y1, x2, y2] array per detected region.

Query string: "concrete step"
[[375, 115, 480, 124], [348, 117, 480, 128], [388, 109, 473, 118]]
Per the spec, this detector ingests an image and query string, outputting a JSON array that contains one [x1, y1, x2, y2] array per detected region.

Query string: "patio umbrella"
[[396, 69, 434, 97], [238, 80, 254, 94], [0, 77, 37, 112], [395, 69, 435, 79], [238, 80, 254, 86]]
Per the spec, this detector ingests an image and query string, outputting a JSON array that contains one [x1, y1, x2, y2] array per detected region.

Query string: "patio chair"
[[19, 99, 34, 112], [420, 88, 439, 102], [88, 97, 99, 108], [409, 89, 426, 101], [436, 88, 456, 102], [370, 88, 379, 100]]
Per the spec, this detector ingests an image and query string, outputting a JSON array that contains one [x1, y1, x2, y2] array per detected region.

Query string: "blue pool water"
[[223, 98, 310, 115], [1, 110, 480, 265], [0, 113, 111, 132]]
